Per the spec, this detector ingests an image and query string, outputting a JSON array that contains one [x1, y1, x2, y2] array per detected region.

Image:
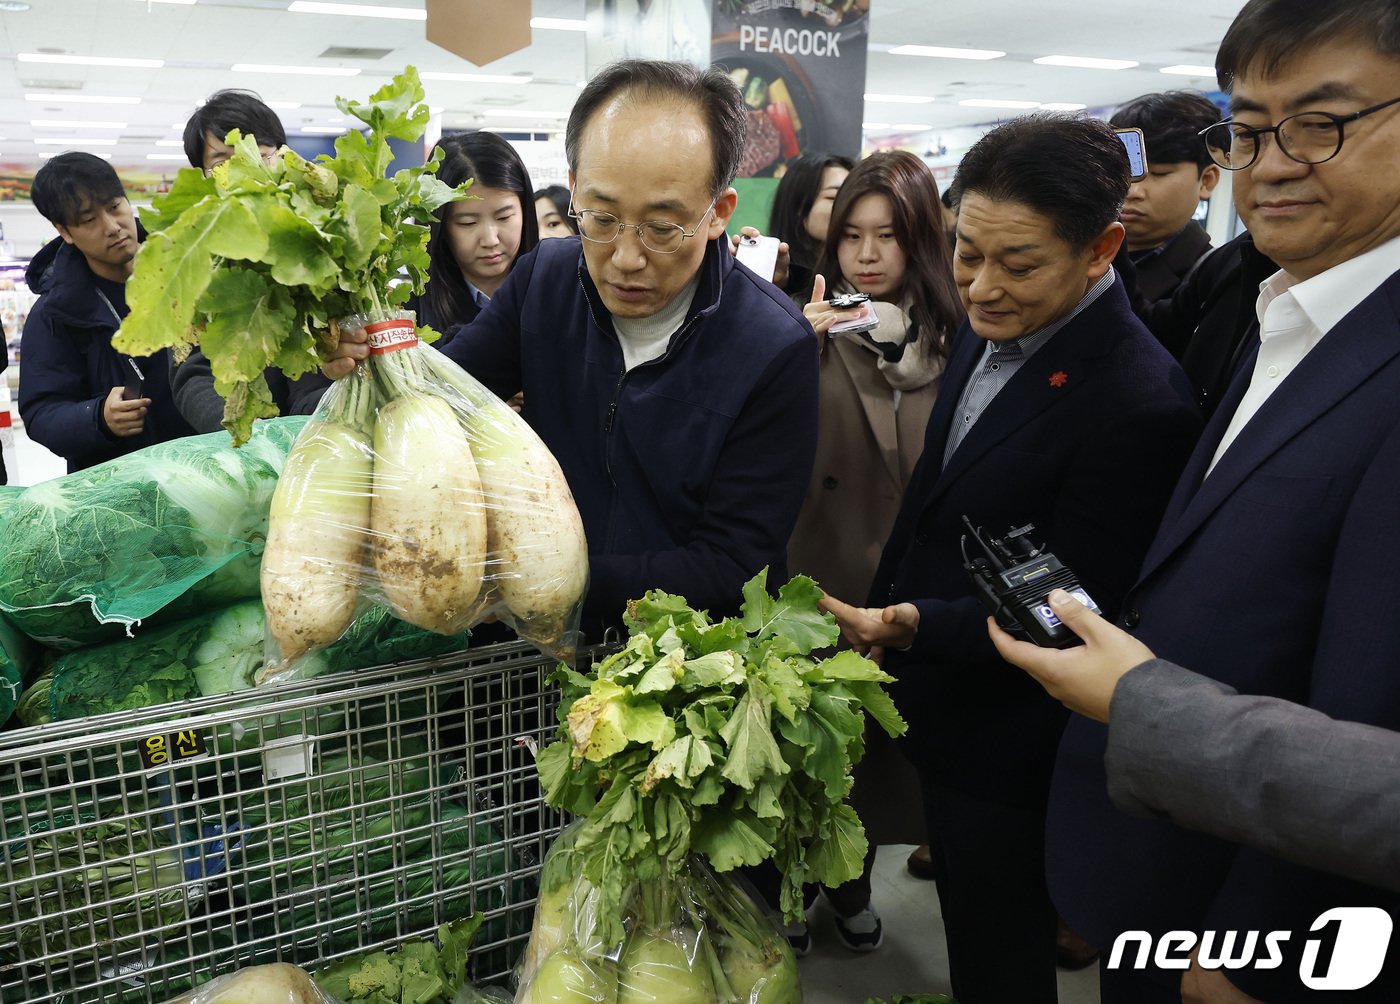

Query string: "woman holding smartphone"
[[414, 132, 539, 345], [787, 150, 963, 953]]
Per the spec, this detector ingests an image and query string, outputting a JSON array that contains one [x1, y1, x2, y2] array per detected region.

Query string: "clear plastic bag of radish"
[[515, 825, 800, 1004], [259, 309, 588, 679]]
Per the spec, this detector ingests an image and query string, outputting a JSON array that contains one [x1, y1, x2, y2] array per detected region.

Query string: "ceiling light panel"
[[26, 93, 142, 104], [422, 72, 533, 84], [959, 98, 1041, 109], [19, 53, 164, 68], [231, 64, 361, 76], [289, 1, 424, 17], [1033, 55, 1139, 70], [31, 120, 128, 129], [888, 45, 1005, 61], [865, 93, 935, 104], [34, 137, 120, 145], [531, 17, 588, 31]]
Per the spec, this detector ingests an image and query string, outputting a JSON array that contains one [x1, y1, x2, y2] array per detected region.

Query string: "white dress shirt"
[[1208, 235, 1400, 474]]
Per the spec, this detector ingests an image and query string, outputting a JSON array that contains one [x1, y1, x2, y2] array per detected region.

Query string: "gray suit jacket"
[[1107, 659, 1400, 893]]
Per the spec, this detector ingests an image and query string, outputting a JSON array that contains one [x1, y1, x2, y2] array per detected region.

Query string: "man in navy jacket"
[[327, 61, 818, 625], [1036, 1, 1400, 1000], [19, 153, 192, 472], [822, 115, 1201, 1003]]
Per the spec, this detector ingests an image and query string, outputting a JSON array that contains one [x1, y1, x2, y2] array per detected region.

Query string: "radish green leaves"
[[537, 569, 907, 945], [115, 67, 466, 445]]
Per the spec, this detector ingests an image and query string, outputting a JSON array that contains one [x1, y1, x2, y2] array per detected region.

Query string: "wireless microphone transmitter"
[[961, 516, 1101, 649]]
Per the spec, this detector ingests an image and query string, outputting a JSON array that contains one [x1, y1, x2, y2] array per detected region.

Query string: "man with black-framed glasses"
[[325, 59, 818, 629], [1045, 1, 1400, 1001]]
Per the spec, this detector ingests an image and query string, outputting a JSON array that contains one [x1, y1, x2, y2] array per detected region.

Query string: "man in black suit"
[[1044, 1, 1400, 1000], [821, 115, 1202, 1003], [1111, 90, 1225, 305]]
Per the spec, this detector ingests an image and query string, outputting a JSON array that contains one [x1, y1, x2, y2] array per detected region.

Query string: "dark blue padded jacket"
[[438, 234, 819, 622], [20, 235, 193, 472]]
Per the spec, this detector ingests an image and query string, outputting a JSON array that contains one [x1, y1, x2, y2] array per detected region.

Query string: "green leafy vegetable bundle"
[[43, 599, 472, 723], [314, 916, 484, 1004], [1, 811, 197, 966], [523, 570, 906, 1002], [114, 66, 461, 444]]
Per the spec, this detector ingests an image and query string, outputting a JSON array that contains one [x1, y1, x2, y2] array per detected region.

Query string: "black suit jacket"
[[1049, 268, 1400, 1001], [1134, 220, 1213, 304], [871, 275, 1202, 807], [1137, 230, 1279, 417]]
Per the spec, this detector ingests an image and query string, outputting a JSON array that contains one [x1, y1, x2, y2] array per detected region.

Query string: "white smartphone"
[[735, 233, 781, 282]]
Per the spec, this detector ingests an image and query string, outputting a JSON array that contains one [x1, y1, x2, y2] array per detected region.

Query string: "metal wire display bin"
[[0, 639, 587, 1004]]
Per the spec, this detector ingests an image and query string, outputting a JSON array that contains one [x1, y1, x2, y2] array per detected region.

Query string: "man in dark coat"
[[1111, 90, 1226, 305], [19, 153, 192, 472], [821, 114, 1201, 1004], [1041, 1, 1400, 1000], [324, 60, 818, 626]]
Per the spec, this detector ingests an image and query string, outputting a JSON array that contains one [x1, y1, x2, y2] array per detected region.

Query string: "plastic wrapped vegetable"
[[44, 598, 472, 722], [519, 827, 798, 1004], [260, 309, 587, 675], [161, 964, 330, 1004], [518, 570, 908, 1003], [0, 608, 41, 728], [0, 416, 307, 649]]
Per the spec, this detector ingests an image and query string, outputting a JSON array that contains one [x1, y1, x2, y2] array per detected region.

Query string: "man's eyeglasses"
[[1199, 95, 1400, 171], [568, 195, 716, 254]]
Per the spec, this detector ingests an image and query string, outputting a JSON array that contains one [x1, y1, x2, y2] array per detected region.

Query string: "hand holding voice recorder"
[[961, 517, 1101, 648]]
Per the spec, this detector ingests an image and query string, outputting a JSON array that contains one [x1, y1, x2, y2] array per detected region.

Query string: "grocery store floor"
[[799, 844, 1100, 1004]]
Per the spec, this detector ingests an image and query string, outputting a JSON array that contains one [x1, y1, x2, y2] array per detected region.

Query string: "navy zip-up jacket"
[[437, 234, 819, 622], [19, 235, 193, 472]]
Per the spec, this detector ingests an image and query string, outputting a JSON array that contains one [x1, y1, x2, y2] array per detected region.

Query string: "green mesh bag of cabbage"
[[0, 416, 308, 650], [44, 599, 471, 722]]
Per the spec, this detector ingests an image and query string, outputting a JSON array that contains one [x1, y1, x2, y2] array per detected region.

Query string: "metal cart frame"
[[0, 640, 584, 1003]]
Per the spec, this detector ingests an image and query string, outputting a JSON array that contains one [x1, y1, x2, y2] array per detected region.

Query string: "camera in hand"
[[961, 516, 1101, 648]]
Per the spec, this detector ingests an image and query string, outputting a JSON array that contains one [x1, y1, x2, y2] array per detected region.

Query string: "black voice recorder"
[[961, 516, 1101, 649]]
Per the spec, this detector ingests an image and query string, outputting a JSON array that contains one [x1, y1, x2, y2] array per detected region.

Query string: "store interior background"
[[0, 2, 1250, 998]]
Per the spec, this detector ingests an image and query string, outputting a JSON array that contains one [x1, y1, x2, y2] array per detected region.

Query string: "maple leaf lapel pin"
[[1049, 370, 1069, 388]]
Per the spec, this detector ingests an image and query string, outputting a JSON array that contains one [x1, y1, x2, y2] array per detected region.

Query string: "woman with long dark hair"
[[787, 150, 963, 953], [534, 184, 578, 238], [766, 152, 852, 294], [417, 132, 539, 344]]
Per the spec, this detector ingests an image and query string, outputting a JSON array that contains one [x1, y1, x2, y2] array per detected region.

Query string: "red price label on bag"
[[365, 319, 418, 355]]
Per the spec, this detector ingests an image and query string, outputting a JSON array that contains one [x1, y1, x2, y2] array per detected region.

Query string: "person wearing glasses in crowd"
[[323, 59, 818, 628], [1042, 1, 1400, 1000]]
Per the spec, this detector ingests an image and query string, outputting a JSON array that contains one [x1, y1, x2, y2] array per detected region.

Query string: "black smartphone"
[[1115, 127, 1148, 182], [121, 357, 146, 401]]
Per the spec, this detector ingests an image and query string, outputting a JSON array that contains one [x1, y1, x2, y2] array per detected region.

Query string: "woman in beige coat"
[[788, 150, 964, 954]]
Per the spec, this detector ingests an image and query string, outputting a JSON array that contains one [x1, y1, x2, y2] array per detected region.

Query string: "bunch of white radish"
[[516, 827, 800, 1004], [260, 312, 588, 679]]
